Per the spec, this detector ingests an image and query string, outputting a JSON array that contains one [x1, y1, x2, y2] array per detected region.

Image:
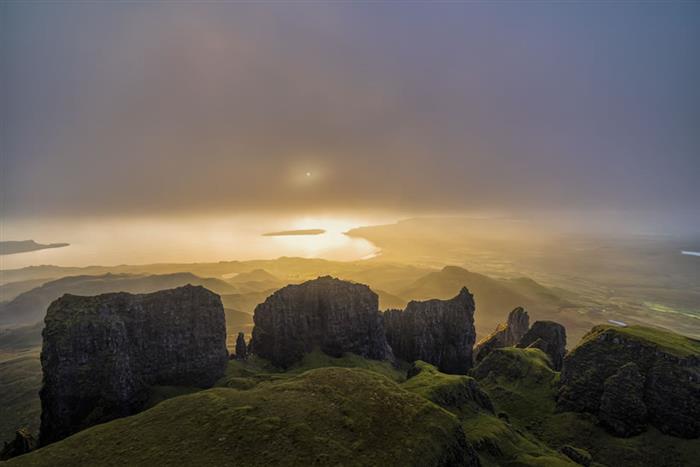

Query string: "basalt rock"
[[250, 277, 392, 368], [557, 325, 700, 438], [0, 428, 36, 460], [598, 363, 648, 437], [235, 332, 248, 360], [473, 307, 529, 364], [558, 445, 591, 466], [517, 320, 566, 371], [384, 288, 476, 374], [39, 285, 228, 445]]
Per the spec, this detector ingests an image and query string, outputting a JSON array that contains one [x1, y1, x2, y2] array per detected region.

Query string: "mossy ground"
[[474, 347, 700, 467], [7, 344, 699, 466], [578, 324, 700, 358], [0, 351, 41, 442], [8, 362, 466, 467]]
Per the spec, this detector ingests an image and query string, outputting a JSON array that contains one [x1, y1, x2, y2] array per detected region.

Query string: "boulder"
[[598, 363, 647, 436], [558, 325, 700, 438], [39, 285, 228, 445], [517, 320, 566, 371], [0, 429, 36, 460], [384, 288, 476, 374], [473, 307, 529, 363], [235, 332, 247, 360], [250, 277, 392, 368], [558, 445, 591, 466]]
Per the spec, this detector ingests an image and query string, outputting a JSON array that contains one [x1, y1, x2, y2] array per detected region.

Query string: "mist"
[[2, 2, 698, 223]]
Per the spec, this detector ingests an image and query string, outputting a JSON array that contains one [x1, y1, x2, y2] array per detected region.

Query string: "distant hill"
[[224, 308, 254, 349], [0, 273, 237, 327], [400, 266, 576, 338], [220, 290, 276, 314], [224, 269, 285, 294], [0, 240, 69, 256], [0, 279, 52, 303], [375, 289, 408, 310]]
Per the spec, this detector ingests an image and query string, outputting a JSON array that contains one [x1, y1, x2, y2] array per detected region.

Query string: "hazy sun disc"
[[306, 171, 312, 177]]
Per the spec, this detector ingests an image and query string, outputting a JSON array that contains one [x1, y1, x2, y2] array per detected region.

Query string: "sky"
[[2, 2, 699, 225]]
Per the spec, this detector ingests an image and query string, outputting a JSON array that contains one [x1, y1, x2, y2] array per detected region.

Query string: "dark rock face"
[[558, 445, 591, 466], [558, 325, 700, 438], [235, 332, 248, 360], [384, 288, 476, 374], [250, 277, 392, 368], [40, 285, 228, 445], [517, 320, 566, 371], [473, 307, 529, 363], [598, 363, 648, 437], [0, 429, 36, 460]]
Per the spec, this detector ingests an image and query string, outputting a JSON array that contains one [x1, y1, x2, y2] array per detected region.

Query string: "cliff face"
[[473, 307, 529, 364], [250, 277, 392, 368], [517, 321, 566, 371], [557, 325, 700, 438], [384, 288, 476, 374], [39, 285, 228, 445]]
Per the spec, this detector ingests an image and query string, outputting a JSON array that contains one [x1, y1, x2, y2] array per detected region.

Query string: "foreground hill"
[[7, 367, 477, 467]]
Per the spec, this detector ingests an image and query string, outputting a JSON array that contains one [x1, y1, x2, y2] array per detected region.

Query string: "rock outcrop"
[[473, 307, 529, 363], [0, 429, 36, 460], [517, 320, 566, 371], [558, 445, 591, 466], [598, 363, 648, 436], [384, 288, 476, 374], [235, 332, 248, 360], [250, 277, 392, 368], [40, 285, 228, 445], [558, 325, 700, 438]]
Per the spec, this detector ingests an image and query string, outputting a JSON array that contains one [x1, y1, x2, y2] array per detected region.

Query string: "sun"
[[305, 171, 312, 177]]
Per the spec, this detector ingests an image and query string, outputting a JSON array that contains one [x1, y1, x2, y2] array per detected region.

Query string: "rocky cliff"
[[517, 320, 566, 371], [473, 307, 529, 363], [384, 288, 476, 374], [250, 277, 392, 368], [557, 325, 700, 438], [39, 285, 228, 445]]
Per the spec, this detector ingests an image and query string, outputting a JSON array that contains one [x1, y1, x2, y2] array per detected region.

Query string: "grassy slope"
[[577, 324, 700, 358], [8, 367, 467, 467], [0, 350, 41, 442], [402, 360, 575, 467], [474, 347, 700, 467]]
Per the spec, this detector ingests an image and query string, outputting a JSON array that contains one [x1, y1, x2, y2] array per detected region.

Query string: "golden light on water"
[[0, 213, 390, 269]]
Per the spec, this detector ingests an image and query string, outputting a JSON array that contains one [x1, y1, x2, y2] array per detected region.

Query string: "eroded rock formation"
[[0, 429, 36, 460], [517, 320, 566, 371], [473, 307, 529, 364], [250, 277, 392, 368], [235, 332, 248, 360], [598, 363, 648, 436], [40, 285, 228, 445], [384, 288, 476, 374], [557, 325, 700, 438]]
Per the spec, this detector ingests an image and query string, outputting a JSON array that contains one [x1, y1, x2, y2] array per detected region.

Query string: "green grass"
[[578, 325, 700, 358], [0, 350, 42, 442], [401, 360, 575, 466], [6, 342, 699, 467], [474, 346, 700, 467], [7, 368, 469, 467], [402, 361, 491, 415], [216, 350, 407, 390]]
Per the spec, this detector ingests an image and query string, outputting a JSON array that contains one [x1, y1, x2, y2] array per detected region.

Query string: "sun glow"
[[1, 213, 390, 269]]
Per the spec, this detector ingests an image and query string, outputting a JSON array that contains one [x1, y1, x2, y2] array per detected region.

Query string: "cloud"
[[2, 3, 699, 219]]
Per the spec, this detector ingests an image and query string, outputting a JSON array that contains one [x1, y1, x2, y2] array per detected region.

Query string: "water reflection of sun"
[[267, 217, 379, 260]]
